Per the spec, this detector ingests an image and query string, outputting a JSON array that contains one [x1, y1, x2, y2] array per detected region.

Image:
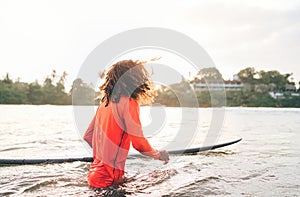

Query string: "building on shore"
[[191, 78, 244, 92]]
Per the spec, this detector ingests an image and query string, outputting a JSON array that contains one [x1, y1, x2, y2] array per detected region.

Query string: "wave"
[[93, 169, 178, 197]]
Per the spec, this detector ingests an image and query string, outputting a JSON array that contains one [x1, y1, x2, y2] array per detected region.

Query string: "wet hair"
[[100, 60, 153, 107]]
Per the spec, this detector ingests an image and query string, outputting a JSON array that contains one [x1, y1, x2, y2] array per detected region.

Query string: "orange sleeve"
[[122, 98, 160, 159], [83, 114, 96, 147]]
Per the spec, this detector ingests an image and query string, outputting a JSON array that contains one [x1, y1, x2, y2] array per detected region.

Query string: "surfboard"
[[0, 138, 242, 165]]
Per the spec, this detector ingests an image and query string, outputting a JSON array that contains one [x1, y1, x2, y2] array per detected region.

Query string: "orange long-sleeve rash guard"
[[83, 96, 160, 188]]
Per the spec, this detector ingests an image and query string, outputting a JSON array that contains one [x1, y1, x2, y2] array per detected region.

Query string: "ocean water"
[[0, 105, 299, 196]]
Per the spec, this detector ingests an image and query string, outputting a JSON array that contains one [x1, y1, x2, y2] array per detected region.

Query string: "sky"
[[1, 0, 300, 90]]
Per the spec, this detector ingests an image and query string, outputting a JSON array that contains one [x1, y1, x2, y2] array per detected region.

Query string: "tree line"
[[0, 70, 95, 105], [1, 67, 300, 107], [155, 67, 300, 108]]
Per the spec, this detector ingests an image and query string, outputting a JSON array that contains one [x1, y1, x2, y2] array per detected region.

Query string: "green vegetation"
[[0, 70, 97, 105], [155, 67, 300, 108], [0, 71, 72, 105], [71, 78, 96, 105], [226, 91, 277, 107], [237, 67, 293, 92], [0, 67, 299, 107]]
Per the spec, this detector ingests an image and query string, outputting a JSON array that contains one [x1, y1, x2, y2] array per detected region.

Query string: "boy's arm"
[[122, 98, 160, 159], [83, 114, 96, 148], [130, 135, 160, 159]]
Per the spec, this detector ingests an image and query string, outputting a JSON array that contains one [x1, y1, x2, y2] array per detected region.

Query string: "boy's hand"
[[159, 150, 169, 164]]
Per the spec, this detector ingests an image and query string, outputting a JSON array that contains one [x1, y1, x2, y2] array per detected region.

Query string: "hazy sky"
[[1, 0, 300, 90]]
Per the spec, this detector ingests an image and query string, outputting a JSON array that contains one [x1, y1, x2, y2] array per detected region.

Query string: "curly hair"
[[100, 60, 154, 107]]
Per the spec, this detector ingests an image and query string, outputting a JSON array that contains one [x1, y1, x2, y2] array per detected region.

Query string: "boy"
[[84, 60, 169, 188]]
